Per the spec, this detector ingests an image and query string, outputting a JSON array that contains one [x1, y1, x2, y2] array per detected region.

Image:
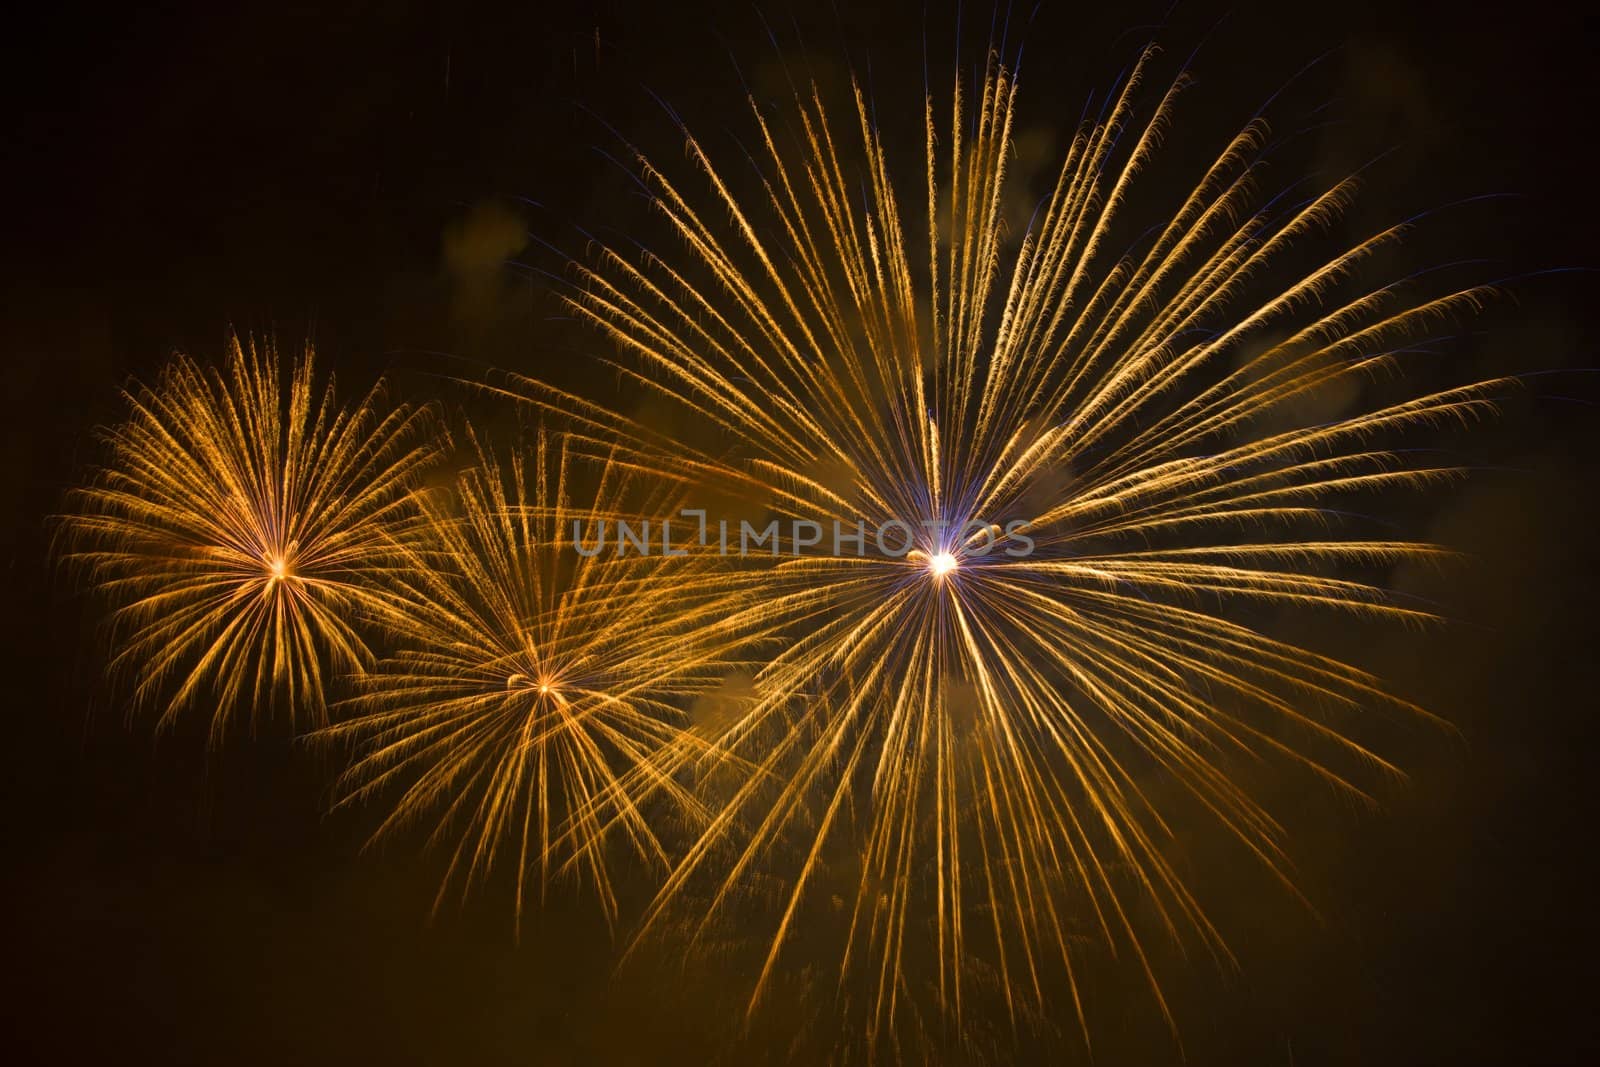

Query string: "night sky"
[[4, 1, 1597, 1063]]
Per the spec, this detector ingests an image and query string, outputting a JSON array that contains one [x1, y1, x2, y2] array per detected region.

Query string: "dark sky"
[[3, 1, 1597, 1063]]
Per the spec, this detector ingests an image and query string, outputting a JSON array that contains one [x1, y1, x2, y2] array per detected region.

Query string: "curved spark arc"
[[497, 45, 1507, 1051], [322, 428, 758, 929], [59, 335, 440, 736]]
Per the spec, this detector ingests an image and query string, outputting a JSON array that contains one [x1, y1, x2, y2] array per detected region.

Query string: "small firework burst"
[[60, 335, 439, 736], [323, 427, 753, 927]]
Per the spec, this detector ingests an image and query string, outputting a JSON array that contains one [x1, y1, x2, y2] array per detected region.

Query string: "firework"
[[322, 427, 752, 928], [493, 43, 1510, 1052], [60, 335, 439, 736]]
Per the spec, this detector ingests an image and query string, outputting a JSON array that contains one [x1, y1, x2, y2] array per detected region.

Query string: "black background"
[[3, 1, 1596, 1063]]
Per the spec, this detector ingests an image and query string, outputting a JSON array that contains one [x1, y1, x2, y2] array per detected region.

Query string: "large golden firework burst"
[[322, 427, 753, 928], [60, 335, 439, 736], [495, 45, 1511, 1051]]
